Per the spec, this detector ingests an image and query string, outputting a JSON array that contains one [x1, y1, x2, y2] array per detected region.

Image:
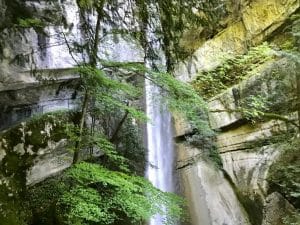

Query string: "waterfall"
[[144, 2, 177, 225], [145, 80, 177, 225]]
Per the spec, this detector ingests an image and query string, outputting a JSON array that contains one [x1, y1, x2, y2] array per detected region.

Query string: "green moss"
[[0, 171, 31, 225], [115, 117, 146, 175], [245, 132, 296, 151], [267, 137, 300, 208], [17, 18, 45, 29], [281, 38, 296, 51], [0, 0, 32, 30], [0, 111, 74, 224], [223, 171, 263, 225], [185, 131, 222, 168], [283, 211, 300, 225], [0, 0, 65, 31], [26, 175, 66, 225], [191, 43, 276, 99], [236, 191, 264, 225]]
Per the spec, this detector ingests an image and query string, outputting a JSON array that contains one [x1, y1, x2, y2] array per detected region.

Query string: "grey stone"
[[262, 192, 295, 225]]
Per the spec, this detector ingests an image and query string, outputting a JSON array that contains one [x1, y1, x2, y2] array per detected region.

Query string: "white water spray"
[[144, 3, 177, 225], [145, 80, 177, 225]]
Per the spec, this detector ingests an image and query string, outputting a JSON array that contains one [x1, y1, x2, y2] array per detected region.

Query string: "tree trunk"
[[91, 9, 102, 66], [110, 110, 129, 144], [72, 7, 103, 164], [73, 90, 89, 164], [296, 70, 300, 132]]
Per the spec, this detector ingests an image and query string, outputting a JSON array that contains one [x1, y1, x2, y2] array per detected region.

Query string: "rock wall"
[[0, 112, 72, 221], [0, 0, 144, 129], [0, 3, 146, 222], [208, 59, 298, 224], [174, 0, 299, 82], [177, 143, 251, 225], [174, 0, 300, 224]]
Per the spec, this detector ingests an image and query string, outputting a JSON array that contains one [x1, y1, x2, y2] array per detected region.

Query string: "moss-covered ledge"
[[207, 56, 299, 130], [0, 111, 74, 224]]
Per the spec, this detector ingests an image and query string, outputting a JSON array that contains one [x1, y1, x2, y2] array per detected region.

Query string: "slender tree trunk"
[[91, 11, 102, 66], [296, 71, 300, 132], [89, 114, 96, 156], [72, 8, 103, 164], [110, 110, 129, 143], [73, 90, 89, 164]]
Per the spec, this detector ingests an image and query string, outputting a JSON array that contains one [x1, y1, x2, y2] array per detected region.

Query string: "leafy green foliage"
[[240, 95, 270, 122], [57, 162, 185, 225], [283, 211, 300, 225], [115, 116, 146, 175], [151, 71, 211, 133], [101, 61, 211, 133], [17, 18, 44, 28], [77, 65, 147, 122], [78, 0, 94, 9], [192, 43, 275, 99], [26, 175, 67, 225], [65, 122, 129, 172], [268, 137, 300, 208]]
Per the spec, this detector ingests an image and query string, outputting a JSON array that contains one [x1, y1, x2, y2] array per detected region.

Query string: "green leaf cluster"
[[268, 137, 300, 208], [192, 43, 275, 99], [115, 116, 146, 175], [65, 123, 129, 172], [57, 162, 185, 225], [283, 211, 300, 225], [77, 65, 147, 122], [101, 61, 211, 134], [151, 71, 210, 133], [240, 95, 270, 122], [17, 18, 44, 28]]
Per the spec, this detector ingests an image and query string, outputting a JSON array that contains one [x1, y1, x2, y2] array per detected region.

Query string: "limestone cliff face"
[[1, 0, 299, 224], [0, 0, 144, 205], [0, 0, 80, 130], [175, 0, 299, 82], [176, 143, 251, 225], [0, 0, 144, 131], [174, 0, 299, 224], [207, 57, 298, 225]]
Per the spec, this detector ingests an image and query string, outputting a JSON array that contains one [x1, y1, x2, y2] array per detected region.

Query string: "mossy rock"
[[236, 190, 264, 225], [0, 111, 75, 223], [267, 137, 300, 209]]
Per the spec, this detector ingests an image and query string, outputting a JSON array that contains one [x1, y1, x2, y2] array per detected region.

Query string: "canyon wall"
[[0, 0, 299, 224], [174, 0, 300, 224]]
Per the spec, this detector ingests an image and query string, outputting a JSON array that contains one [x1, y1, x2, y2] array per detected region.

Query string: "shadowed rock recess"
[[1, 0, 300, 225]]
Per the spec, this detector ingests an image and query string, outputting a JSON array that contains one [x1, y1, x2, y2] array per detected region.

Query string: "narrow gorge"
[[0, 1, 299, 225]]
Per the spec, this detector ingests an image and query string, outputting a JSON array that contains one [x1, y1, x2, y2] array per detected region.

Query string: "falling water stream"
[[145, 81, 177, 225], [144, 2, 177, 225]]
